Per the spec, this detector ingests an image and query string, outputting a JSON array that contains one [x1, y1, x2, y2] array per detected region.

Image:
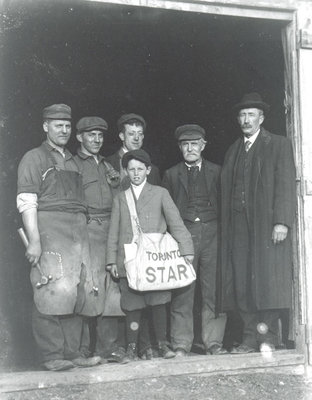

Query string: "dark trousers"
[[170, 220, 226, 352], [32, 304, 83, 362], [231, 210, 279, 348]]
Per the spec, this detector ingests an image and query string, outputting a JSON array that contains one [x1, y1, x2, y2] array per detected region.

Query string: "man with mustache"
[[162, 124, 227, 357], [17, 105, 101, 370], [220, 93, 296, 354]]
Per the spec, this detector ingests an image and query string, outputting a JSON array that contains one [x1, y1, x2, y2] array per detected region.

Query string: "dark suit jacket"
[[106, 148, 161, 190], [106, 182, 194, 277], [162, 158, 221, 219]]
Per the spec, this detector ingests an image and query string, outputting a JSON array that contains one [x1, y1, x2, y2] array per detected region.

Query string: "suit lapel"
[[178, 163, 188, 194], [202, 159, 214, 193], [136, 182, 153, 210], [253, 128, 272, 178]]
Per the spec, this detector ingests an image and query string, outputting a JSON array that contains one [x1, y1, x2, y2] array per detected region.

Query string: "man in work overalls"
[[74, 116, 128, 363], [17, 104, 101, 371]]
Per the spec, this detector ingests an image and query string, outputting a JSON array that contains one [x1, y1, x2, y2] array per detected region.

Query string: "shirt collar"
[[185, 159, 202, 171], [44, 141, 72, 159], [131, 178, 147, 199], [244, 129, 260, 145], [77, 148, 104, 163]]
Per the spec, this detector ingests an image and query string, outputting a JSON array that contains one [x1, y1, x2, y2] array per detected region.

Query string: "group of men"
[[17, 92, 296, 371]]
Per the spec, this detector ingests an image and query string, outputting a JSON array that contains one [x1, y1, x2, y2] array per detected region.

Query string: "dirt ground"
[[2, 373, 312, 400]]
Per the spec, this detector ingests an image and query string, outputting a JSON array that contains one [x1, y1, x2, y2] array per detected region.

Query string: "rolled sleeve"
[[17, 193, 38, 213]]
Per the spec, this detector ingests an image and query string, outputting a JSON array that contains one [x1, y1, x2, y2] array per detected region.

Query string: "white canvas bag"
[[123, 188, 196, 291]]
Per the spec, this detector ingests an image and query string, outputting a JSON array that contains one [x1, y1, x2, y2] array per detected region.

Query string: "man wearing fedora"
[[162, 124, 227, 357], [106, 113, 161, 189], [220, 93, 296, 354], [17, 104, 101, 370]]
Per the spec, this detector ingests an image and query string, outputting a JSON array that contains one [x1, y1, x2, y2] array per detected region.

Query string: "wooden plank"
[[85, 0, 295, 21], [0, 350, 305, 393]]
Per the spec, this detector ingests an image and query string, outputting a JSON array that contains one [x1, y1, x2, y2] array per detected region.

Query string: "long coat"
[[220, 128, 296, 311], [106, 182, 194, 277]]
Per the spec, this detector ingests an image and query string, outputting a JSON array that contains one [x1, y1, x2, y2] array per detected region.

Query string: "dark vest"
[[184, 166, 217, 222], [232, 140, 257, 212]]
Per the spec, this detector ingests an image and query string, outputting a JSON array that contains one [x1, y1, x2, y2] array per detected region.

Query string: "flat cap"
[[43, 104, 71, 120], [121, 149, 151, 169], [233, 92, 270, 114], [76, 116, 108, 133], [174, 124, 206, 141], [117, 113, 146, 132]]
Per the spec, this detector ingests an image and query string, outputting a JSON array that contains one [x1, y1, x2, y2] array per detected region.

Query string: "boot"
[[125, 343, 139, 362], [158, 342, 176, 359]]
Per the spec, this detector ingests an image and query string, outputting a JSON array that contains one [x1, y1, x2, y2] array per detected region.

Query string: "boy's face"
[[126, 159, 151, 186]]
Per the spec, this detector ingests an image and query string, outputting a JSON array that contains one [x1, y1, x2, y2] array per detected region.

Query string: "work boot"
[[158, 342, 176, 359], [125, 343, 139, 362], [139, 347, 153, 360], [72, 355, 101, 367], [43, 359, 74, 371]]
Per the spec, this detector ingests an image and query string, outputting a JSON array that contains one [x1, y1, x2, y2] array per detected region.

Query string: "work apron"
[[31, 155, 90, 316], [79, 214, 110, 316]]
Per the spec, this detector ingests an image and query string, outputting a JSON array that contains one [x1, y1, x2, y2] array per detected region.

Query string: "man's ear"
[[146, 166, 152, 175], [119, 132, 125, 142], [76, 132, 83, 143], [43, 121, 49, 133], [259, 113, 265, 125]]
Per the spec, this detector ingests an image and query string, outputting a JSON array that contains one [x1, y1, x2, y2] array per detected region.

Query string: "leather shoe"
[[43, 359, 74, 371], [231, 344, 256, 354], [107, 347, 129, 364], [207, 344, 228, 355], [125, 343, 139, 362], [158, 342, 176, 359], [175, 348, 187, 357], [72, 356, 101, 367], [140, 347, 153, 360]]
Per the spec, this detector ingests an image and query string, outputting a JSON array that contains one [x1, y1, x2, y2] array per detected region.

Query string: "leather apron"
[[31, 150, 90, 316]]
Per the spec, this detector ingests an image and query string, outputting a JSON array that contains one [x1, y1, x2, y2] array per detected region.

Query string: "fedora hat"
[[233, 92, 270, 114]]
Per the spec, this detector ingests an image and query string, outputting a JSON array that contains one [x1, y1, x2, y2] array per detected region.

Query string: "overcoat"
[[220, 128, 296, 311], [106, 182, 194, 277]]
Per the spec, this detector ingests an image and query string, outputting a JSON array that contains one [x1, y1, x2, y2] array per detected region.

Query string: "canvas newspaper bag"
[[123, 188, 196, 291]]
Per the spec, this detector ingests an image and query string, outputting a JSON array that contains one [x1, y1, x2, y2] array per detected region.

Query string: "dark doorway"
[[0, 0, 287, 371]]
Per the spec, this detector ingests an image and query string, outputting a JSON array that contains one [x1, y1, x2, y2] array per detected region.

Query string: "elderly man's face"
[[179, 139, 205, 165], [119, 123, 144, 151], [237, 108, 264, 137]]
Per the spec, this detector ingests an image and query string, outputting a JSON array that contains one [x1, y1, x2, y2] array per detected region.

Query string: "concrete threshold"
[[0, 350, 305, 394]]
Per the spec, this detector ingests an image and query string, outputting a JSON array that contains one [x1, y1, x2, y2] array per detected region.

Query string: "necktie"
[[245, 140, 252, 152], [189, 166, 199, 181]]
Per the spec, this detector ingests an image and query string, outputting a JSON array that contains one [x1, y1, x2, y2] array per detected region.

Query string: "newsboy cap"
[[174, 124, 206, 141], [76, 116, 108, 133], [233, 92, 270, 114], [117, 113, 146, 132], [121, 149, 151, 169], [43, 104, 71, 120]]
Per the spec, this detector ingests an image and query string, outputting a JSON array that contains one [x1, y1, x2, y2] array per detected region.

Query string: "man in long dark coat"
[[220, 93, 296, 353]]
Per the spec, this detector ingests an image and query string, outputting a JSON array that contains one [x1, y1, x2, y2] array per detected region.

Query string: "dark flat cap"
[[121, 149, 151, 169], [174, 124, 206, 141], [76, 116, 108, 133], [233, 92, 270, 114], [43, 104, 71, 120], [117, 113, 146, 131]]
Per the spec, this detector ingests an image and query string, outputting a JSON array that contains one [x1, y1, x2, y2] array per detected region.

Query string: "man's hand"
[[272, 224, 288, 245], [26, 240, 42, 266], [184, 255, 194, 265], [106, 264, 119, 279]]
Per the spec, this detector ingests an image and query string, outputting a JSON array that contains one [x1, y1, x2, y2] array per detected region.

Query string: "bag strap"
[[124, 188, 141, 239]]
